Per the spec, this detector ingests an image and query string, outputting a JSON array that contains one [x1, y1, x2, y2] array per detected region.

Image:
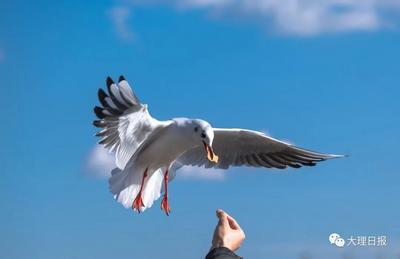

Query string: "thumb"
[[216, 209, 228, 227]]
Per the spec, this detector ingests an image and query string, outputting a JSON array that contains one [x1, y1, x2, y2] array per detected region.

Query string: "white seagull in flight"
[[93, 76, 343, 215]]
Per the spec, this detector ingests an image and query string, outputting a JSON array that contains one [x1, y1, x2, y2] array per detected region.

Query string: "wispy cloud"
[[85, 145, 115, 179], [178, 166, 225, 181], [108, 6, 135, 42], [117, 0, 400, 36], [85, 144, 224, 181]]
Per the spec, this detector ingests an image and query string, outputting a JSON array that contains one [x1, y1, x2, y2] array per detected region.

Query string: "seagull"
[[93, 76, 343, 215]]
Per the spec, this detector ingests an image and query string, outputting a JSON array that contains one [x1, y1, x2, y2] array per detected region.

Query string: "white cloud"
[[108, 6, 135, 42], [85, 144, 224, 181], [85, 145, 115, 179], [120, 0, 400, 36], [178, 166, 225, 181]]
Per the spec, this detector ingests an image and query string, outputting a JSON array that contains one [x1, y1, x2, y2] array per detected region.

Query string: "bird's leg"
[[132, 168, 148, 212], [160, 169, 171, 216]]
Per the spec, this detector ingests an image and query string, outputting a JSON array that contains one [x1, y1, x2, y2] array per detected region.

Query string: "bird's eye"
[[201, 133, 206, 138], [194, 127, 199, 132]]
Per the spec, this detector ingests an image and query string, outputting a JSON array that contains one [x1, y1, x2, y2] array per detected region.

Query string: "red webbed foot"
[[132, 169, 148, 213], [132, 193, 145, 212], [161, 195, 171, 216]]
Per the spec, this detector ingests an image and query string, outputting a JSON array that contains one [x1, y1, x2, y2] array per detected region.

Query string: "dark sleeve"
[[205, 247, 242, 259]]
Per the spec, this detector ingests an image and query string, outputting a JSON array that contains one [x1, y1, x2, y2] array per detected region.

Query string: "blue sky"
[[1, 0, 400, 258]]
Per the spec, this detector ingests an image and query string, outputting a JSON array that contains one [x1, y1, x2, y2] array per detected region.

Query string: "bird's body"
[[133, 119, 203, 169], [93, 76, 343, 215], [124, 119, 204, 183]]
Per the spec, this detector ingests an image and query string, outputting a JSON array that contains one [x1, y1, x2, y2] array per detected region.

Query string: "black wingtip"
[[93, 120, 103, 127], [94, 106, 105, 119], [118, 75, 126, 82], [288, 164, 302, 168], [98, 88, 108, 99], [306, 162, 317, 167], [98, 88, 108, 106], [106, 76, 114, 87]]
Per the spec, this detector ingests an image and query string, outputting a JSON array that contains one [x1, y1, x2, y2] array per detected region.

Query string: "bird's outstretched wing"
[[175, 128, 342, 170], [93, 76, 161, 170]]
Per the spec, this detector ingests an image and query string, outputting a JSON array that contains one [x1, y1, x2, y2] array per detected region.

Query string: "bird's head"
[[192, 119, 219, 163]]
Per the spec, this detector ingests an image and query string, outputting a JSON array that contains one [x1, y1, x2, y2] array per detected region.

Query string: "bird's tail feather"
[[108, 166, 165, 212], [142, 168, 164, 210]]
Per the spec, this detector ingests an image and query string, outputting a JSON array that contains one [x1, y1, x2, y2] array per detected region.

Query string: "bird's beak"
[[203, 141, 219, 163]]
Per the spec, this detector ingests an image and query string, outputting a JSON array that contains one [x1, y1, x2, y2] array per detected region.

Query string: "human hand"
[[210, 209, 245, 252]]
